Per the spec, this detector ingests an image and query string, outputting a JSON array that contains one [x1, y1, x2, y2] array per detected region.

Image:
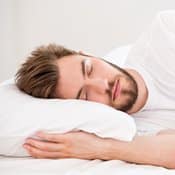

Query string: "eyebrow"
[[76, 59, 86, 99]]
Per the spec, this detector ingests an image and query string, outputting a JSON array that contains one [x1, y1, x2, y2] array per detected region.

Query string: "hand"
[[23, 130, 108, 159]]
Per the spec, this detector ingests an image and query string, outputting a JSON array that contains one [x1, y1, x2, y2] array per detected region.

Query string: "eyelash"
[[85, 63, 93, 100], [87, 65, 93, 76], [85, 92, 88, 100]]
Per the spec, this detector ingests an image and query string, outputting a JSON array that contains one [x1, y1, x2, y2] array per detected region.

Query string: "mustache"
[[79, 53, 138, 112], [103, 59, 138, 112], [105, 81, 114, 98]]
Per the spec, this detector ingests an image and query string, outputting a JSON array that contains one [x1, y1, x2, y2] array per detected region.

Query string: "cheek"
[[57, 79, 80, 99], [96, 68, 110, 77], [93, 66, 117, 83], [88, 91, 110, 105]]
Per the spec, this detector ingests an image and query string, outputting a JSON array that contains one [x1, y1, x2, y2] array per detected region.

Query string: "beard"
[[80, 53, 138, 112], [104, 60, 138, 112]]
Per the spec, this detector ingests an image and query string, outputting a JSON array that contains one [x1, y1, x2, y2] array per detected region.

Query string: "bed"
[[1, 11, 175, 175], [1, 156, 174, 175], [1, 45, 175, 175]]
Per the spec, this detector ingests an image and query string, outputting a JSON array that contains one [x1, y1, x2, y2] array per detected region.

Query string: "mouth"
[[112, 79, 120, 101]]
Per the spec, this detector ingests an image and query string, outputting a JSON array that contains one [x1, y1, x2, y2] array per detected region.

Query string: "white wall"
[[1, 0, 175, 82]]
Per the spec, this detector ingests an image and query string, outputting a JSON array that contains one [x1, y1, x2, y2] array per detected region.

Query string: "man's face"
[[55, 54, 138, 112]]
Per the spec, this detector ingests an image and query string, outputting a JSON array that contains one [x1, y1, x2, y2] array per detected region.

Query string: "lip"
[[112, 79, 120, 101]]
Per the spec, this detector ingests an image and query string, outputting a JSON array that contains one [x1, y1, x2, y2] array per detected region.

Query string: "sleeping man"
[[16, 11, 175, 168]]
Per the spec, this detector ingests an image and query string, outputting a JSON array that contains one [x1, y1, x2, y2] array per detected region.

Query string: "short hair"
[[15, 44, 78, 98]]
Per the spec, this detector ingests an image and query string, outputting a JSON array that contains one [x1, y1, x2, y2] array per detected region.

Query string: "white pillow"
[[0, 78, 136, 157]]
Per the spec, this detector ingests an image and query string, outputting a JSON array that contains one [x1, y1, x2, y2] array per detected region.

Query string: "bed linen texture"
[[1, 156, 174, 175], [1, 10, 175, 175]]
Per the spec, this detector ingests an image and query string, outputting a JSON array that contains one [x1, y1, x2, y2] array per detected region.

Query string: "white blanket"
[[0, 156, 173, 175]]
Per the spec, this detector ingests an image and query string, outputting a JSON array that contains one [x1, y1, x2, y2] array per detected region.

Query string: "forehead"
[[57, 54, 84, 69], [55, 54, 88, 98], [56, 54, 110, 73], [55, 54, 113, 99]]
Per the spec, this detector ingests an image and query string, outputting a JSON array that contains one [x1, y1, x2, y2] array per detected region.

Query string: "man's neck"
[[125, 69, 148, 114]]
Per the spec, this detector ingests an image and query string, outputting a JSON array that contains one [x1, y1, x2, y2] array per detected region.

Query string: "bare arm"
[[102, 133, 175, 168], [24, 130, 175, 169]]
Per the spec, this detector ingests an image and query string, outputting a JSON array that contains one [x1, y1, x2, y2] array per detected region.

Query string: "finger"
[[23, 144, 68, 159], [25, 138, 63, 152], [35, 131, 66, 142]]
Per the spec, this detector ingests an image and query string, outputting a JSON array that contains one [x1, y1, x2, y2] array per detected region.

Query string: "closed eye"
[[84, 59, 93, 100], [85, 91, 88, 100], [79, 88, 88, 101], [76, 59, 92, 99], [84, 59, 93, 76]]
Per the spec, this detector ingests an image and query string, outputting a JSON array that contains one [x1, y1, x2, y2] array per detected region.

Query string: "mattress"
[[2, 11, 175, 175], [0, 156, 174, 175]]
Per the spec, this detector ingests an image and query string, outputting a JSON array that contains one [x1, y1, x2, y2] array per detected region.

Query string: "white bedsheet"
[[2, 11, 175, 175], [0, 156, 174, 175]]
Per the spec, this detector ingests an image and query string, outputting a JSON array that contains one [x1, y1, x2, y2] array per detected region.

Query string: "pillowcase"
[[0, 78, 136, 157]]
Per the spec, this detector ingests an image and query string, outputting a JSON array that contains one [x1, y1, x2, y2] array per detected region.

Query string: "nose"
[[85, 78, 110, 94]]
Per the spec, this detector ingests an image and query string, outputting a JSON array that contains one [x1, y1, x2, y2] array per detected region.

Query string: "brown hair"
[[15, 44, 78, 98]]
